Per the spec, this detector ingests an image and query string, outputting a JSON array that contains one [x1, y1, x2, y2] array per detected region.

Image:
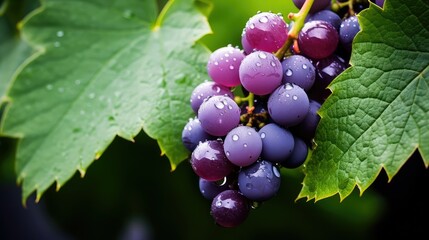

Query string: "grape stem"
[[275, 0, 314, 60], [235, 93, 255, 113]]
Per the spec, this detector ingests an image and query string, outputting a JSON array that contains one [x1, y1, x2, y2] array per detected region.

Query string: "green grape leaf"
[[0, 0, 211, 202], [298, 0, 429, 201]]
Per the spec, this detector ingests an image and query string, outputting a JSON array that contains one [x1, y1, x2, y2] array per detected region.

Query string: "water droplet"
[[214, 101, 225, 109], [258, 52, 267, 59], [293, 95, 298, 100], [216, 201, 222, 207], [285, 83, 293, 90], [259, 16, 268, 23], [286, 69, 293, 76], [187, 126, 192, 131], [250, 23, 255, 29], [56, 31, 64, 37], [286, 94, 290, 98], [247, 131, 252, 135], [256, 62, 262, 67], [273, 166, 281, 177], [302, 64, 308, 69], [232, 134, 239, 141], [54, 41, 61, 47], [226, 151, 230, 156], [46, 84, 53, 90], [228, 105, 232, 110], [224, 53, 230, 57], [229, 65, 234, 70], [270, 61, 276, 67], [214, 61, 219, 66], [243, 143, 248, 147], [260, 132, 266, 139]]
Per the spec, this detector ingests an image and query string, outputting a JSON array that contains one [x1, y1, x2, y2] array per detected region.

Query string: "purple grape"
[[307, 9, 342, 31], [339, 16, 360, 53], [210, 190, 250, 228], [291, 100, 321, 142], [307, 54, 348, 102], [244, 12, 288, 53], [190, 81, 234, 114], [207, 45, 245, 87], [198, 95, 240, 137], [199, 177, 234, 200], [259, 123, 295, 163], [281, 55, 316, 91], [268, 83, 310, 127], [241, 28, 254, 55], [375, 0, 385, 7], [239, 51, 283, 96], [190, 140, 235, 181], [224, 125, 262, 167], [281, 136, 308, 168], [181, 117, 215, 152], [292, 0, 331, 13], [298, 20, 339, 60], [237, 160, 281, 201]]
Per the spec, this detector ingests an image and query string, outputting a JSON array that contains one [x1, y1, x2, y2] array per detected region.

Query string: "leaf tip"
[[55, 178, 62, 192], [77, 167, 86, 178]]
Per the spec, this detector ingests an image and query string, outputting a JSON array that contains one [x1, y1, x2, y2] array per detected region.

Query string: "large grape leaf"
[[298, 0, 429, 201], [0, 0, 211, 202]]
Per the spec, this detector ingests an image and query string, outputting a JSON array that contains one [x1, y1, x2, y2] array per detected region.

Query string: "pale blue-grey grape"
[[281, 136, 308, 168], [181, 117, 214, 152], [239, 51, 282, 96], [190, 81, 234, 114], [339, 16, 360, 53], [281, 55, 315, 91], [259, 123, 295, 163], [238, 160, 281, 201], [224, 125, 262, 167], [268, 83, 310, 127], [198, 95, 241, 137]]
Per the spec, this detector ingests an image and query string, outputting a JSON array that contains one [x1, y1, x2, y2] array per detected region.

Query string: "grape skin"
[[198, 95, 241, 137], [298, 20, 339, 60], [259, 123, 295, 163], [268, 83, 310, 128], [239, 51, 283, 96], [210, 190, 251, 228], [181, 117, 214, 152], [190, 81, 234, 114], [224, 125, 262, 167], [281, 54, 316, 91], [207, 45, 245, 87]]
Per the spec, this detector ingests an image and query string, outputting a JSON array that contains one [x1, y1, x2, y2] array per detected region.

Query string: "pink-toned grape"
[[207, 45, 245, 87]]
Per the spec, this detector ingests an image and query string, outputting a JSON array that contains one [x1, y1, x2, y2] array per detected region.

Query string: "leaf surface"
[[1, 0, 211, 201], [298, 0, 429, 201]]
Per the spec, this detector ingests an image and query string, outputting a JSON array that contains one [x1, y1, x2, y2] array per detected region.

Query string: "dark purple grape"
[[244, 11, 288, 53], [224, 125, 262, 167], [190, 140, 235, 181], [292, 0, 331, 13], [291, 100, 321, 142], [298, 20, 339, 60], [339, 16, 360, 53], [307, 54, 348, 102], [281, 54, 316, 91], [210, 190, 251, 228], [190, 81, 234, 114], [199, 177, 234, 200], [307, 9, 342, 31], [198, 95, 241, 137], [238, 160, 281, 201], [259, 123, 295, 163], [207, 45, 245, 87], [268, 83, 310, 127], [239, 51, 283, 96], [281, 136, 308, 168], [181, 117, 215, 152]]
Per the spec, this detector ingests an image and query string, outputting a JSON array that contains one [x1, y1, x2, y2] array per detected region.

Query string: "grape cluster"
[[182, 0, 374, 228]]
